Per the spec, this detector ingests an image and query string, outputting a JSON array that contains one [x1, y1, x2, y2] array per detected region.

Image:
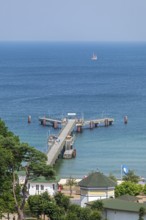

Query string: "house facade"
[[27, 176, 59, 196], [18, 171, 58, 196]]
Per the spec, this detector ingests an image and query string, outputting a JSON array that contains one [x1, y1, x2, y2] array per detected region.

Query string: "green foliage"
[[115, 181, 143, 197], [122, 170, 140, 183], [143, 184, 146, 194], [65, 212, 78, 220], [27, 191, 105, 220], [138, 207, 145, 220], [27, 192, 66, 220], [79, 207, 92, 220], [27, 195, 43, 218], [54, 192, 70, 211], [68, 204, 81, 216], [90, 200, 103, 211], [90, 210, 102, 220]]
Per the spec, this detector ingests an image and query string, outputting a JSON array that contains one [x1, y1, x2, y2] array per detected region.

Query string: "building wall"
[[104, 210, 146, 220], [28, 182, 57, 196], [88, 189, 114, 198], [80, 188, 115, 207]]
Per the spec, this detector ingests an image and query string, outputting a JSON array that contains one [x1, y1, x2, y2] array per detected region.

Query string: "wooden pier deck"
[[47, 119, 76, 165]]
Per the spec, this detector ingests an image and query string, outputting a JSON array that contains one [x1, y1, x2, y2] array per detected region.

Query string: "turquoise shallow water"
[[0, 42, 146, 178]]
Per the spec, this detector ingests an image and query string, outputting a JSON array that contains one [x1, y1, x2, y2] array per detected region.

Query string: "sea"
[[0, 41, 146, 179]]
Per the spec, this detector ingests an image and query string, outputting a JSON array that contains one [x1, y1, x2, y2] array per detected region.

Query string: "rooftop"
[[102, 198, 146, 213], [78, 171, 117, 188], [88, 198, 146, 213]]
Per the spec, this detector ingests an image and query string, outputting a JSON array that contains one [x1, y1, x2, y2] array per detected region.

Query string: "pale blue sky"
[[0, 0, 146, 42]]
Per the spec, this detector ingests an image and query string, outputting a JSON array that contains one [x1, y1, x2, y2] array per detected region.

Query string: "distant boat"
[[91, 53, 97, 60]]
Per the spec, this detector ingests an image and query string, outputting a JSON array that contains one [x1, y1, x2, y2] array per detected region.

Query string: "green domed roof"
[[78, 172, 117, 188]]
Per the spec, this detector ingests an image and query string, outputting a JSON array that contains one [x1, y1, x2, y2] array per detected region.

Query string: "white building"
[[78, 171, 117, 207], [27, 176, 58, 196], [18, 171, 58, 196]]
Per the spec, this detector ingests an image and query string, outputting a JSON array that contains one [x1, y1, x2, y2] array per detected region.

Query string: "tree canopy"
[[0, 119, 55, 220], [123, 170, 140, 183], [115, 181, 143, 197]]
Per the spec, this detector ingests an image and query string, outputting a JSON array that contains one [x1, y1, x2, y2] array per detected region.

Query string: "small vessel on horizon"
[[91, 53, 97, 60]]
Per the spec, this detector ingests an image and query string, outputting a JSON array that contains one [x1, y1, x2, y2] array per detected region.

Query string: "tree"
[[27, 195, 43, 218], [68, 204, 81, 214], [138, 207, 145, 220], [27, 192, 66, 220], [0, 146, 17, 218], [123, 170, 140, 183], [143, 184, 146, 194], [64, 212, 79, 220], [90, 210, 102, 220], [79, 207, 92, 220], [66, 177, 77, 196], [115, 181, 143, 197], [90, 200, 103, 212], [0, 119, 55, 220], [54, 192, 70, 211]]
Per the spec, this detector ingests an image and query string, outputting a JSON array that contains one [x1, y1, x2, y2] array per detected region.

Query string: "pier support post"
[[109, 121, 112, 125], [95, 123, 98, 127], [53, 121, 58, 129], [90, 121, 94, 129], [104, 119, 109, 127], [43, 118, 46, 126], [77, 126, 82, 132]]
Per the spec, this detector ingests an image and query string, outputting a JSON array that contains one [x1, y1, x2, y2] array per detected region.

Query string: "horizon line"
[[0, 40, 146, 44]]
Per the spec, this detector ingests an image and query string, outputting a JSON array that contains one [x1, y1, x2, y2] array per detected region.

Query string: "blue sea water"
[[0, 42, 146, 178]]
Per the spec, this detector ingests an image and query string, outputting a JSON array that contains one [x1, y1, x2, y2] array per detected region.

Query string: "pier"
[[46, 119, 76, 165], [39, 115, 114, 165]]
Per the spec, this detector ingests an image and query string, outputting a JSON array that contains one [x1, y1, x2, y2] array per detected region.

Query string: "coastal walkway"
[[47, 119, 76, 165]]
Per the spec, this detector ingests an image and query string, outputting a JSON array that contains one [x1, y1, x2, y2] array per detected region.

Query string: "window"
[[41, 185, 44, 190], [52, 184, 55, 190], [36, 185, 39, 190]]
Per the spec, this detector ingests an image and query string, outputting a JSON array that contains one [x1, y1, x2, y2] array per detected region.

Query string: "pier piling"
[[104, 119, 109, 127], [28, 115, 31, 123], [124, 116, 128, 124]]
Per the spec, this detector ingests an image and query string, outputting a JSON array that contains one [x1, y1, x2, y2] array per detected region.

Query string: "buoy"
[[124, 116, 128, 124], [28, 115, 31, 123]]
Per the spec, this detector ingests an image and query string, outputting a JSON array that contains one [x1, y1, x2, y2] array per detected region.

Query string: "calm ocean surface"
[[0, 42, 146, 178]]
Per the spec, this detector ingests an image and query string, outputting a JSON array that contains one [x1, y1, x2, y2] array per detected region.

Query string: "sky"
[[0, 0, 146, 42]]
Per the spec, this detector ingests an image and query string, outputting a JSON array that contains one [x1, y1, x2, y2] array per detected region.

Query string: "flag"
[[122, 164, 129, 175]]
